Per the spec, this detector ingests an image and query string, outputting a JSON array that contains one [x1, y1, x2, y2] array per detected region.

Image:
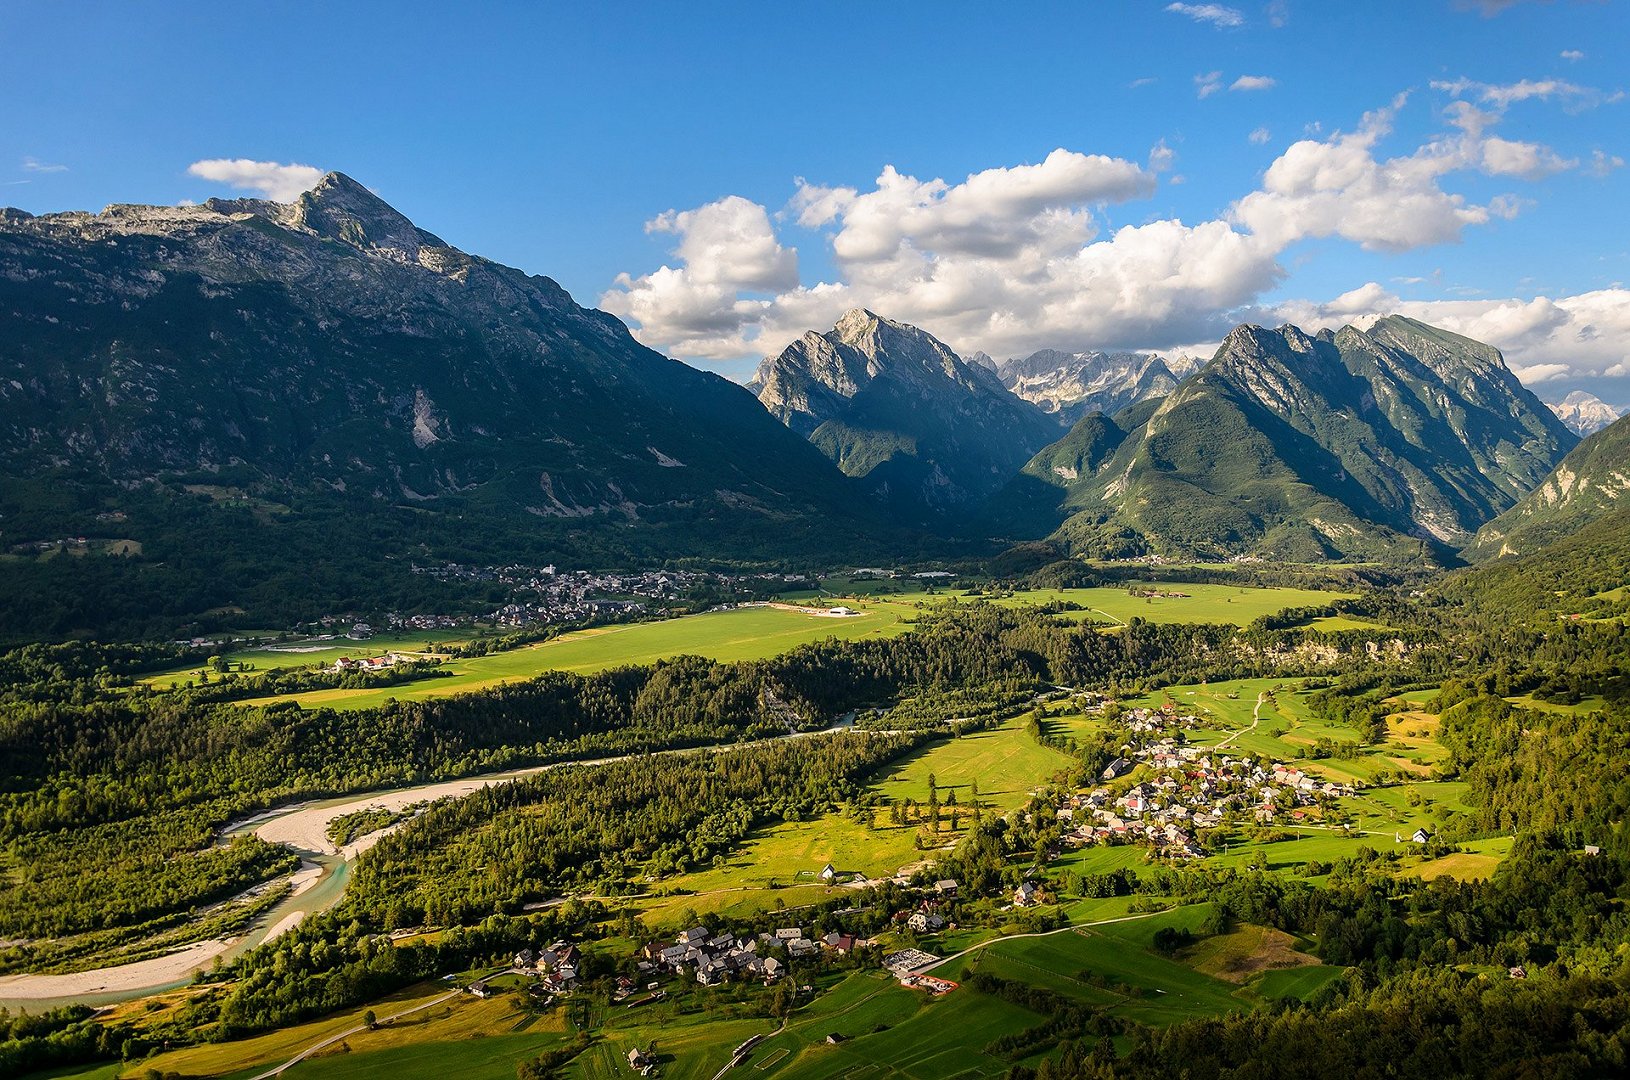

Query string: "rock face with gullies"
[[1547, 390, 1624, 437], [1468, 412, 1630, 559], [1039, 316, 1576, 563], [997, 349, 1179, 422], [0, 173, 869, 554], [750, 309, 1061, 513]]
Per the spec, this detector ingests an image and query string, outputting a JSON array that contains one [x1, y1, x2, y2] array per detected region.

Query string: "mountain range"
[[0, 174, 1615, 636], [1002, 318, 1576, 562], [995, 349, 1179, 422], [0, 175, 902, 636]]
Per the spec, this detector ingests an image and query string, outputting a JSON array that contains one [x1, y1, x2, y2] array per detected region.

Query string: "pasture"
[[979, 582, 1354, 627], [229, 603, 915, 710], [144, 631, 469, 688], [100, 982, 568, 1080], [867, 718, 1076, 814]]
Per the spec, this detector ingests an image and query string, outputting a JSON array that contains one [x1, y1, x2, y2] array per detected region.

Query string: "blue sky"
[[4, 0, 1627, 401]]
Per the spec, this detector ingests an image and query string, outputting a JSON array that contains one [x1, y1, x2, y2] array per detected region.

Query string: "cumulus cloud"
[[1431, 76, 1622, 111], [1588, 150, 1625, 177], [1231, 98, 1488, 251], [1165, 3, 1244, 27], [187, 159, 325, 202], [601, 196, 801, 360], [1276, 284, 1630, 384], [605, 97, 1606, 370], [1230, 75, 1277, 92], [21, 156, 67, 173], [1249, 127, 1272, 145], [1560, 49, 1584, 61], [1195, 71, 1225, 98]]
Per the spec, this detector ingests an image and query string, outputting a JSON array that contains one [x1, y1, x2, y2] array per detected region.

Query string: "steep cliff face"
[[0, 174, 865, 525], [1028, 317, 1574, 562], [997, 349, 1179, 421], [751, 310, 1061, 512], [1469, 413, 1630, 559]]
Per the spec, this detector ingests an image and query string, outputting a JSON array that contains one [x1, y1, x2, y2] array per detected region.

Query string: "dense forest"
[[4, 532, 1630, 1076]]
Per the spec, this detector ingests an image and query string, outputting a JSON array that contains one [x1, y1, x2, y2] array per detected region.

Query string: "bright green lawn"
[[981, 582, 1353, 627], [273, 1034, 574, 1080], [144, 631, 470, 688], [868, 719, 1076, 813], [232, 604, 915, 710], [1252, 965, 1345, 1000]]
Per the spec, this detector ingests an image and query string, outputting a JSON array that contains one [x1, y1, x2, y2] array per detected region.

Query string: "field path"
[[915, 910, 1164, 974], [244, 989, 463, 1079], [1211, 691, 1269, 751]]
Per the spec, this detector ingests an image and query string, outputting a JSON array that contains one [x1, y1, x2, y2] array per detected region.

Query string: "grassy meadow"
[[227, 603, 917, 710]]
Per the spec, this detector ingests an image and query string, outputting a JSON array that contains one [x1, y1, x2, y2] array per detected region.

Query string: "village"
[[1058, 700, 1358, 862]]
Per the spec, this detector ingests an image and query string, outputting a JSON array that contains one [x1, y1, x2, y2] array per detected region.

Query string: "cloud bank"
[[603, 94, 1625, 387]]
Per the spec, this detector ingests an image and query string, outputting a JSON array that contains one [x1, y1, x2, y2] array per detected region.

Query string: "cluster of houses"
[[1059, 706, 1356, 861], [640, 924, 866, 987], [406, 563, 816, 629], [510, 940, 582, 996], [329, 651, 409, 673]]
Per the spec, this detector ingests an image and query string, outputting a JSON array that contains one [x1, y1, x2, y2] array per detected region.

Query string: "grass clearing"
[[113, 983, 557, 1079], [868, 718, 1076, 814], [979, 582, 1353, 627], [1180, 925, 1320, 984], [232, 604, 915, 710]]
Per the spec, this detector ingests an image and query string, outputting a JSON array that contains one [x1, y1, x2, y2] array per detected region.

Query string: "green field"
[[933, 908, 1247, 1027], [981, 582, 1353, 627], [635, 813, 927, 930], [144, 631, 471, 688], [868, 718, 1077, 813], [230, 604, 916, 710]]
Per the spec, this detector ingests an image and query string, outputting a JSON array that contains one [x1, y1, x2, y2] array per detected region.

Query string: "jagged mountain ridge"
[[997, 349, 1180, 422], [1006, 316, 1576, 562], [1547, 390, 1624, 437], [1467, 412, 1630, 559], [750, 310, 1062, 512], [0, 174, 883, 562]]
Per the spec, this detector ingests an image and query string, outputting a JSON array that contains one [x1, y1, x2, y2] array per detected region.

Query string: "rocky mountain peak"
[[1548, 390, 1625, 437], [287, 172, 443, 259]]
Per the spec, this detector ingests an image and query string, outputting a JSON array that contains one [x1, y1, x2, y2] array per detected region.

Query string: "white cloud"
[[21, 156, 67, 173], [601, 196, 800, 360], [1478, 136, 1576, 180], [1165, 3, 1245, 27], [1230, 94, 1580, 251], [1272, 283, 1630, 385], [1249, 127, 1272, 145], [794, 149, 1153, 264], [1148, 140, 1177, 174], [1431, 76, 1622, 111], [1588, 150, 1625, 177], [1195, 71, 1225, 98], [1230, 75, 1277, 92], [1128, 76, 1159, 89], [186, 159, 325, 202], [606, 97, 1600, 367], [1560, 49, 1585, 61]]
